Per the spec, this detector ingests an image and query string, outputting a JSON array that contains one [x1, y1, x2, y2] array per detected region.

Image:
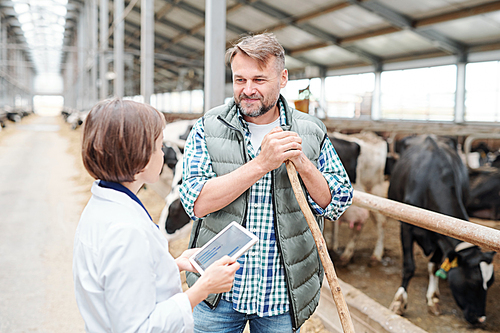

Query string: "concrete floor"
[[0, 115, 86, 333]]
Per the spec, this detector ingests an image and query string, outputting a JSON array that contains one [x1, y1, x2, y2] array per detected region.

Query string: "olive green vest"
[[187, 95, 327, 330]]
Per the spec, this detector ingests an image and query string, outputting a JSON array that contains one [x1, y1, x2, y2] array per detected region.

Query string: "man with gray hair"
[[180, 33, 353, 332]]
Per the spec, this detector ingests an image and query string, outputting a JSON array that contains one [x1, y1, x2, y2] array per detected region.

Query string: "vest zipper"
[[271, 171, 298, 332], [190, 220, 202, 249], [217, 115, 249, 227]]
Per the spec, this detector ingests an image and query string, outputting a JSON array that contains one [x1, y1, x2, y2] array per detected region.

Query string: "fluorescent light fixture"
[[14, 4, 30, 14], [13, 0, 69, 74], [18, 12, 32, 24], [21, 22, 35, 31]]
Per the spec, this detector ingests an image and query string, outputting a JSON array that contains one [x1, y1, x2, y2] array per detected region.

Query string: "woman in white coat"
[[73, 98, 239, 333]]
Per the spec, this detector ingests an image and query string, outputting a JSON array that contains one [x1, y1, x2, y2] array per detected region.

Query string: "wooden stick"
[[286, 161, 355, 333]]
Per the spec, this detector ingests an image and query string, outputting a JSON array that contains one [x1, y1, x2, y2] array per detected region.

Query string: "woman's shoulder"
[[77, 195, 148, 245]]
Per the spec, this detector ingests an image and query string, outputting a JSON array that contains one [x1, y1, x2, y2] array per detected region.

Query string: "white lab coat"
[[73, 181, 193, 333]]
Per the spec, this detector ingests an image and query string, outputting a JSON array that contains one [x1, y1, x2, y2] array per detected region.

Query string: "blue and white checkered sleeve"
[[179, 118, 216, 221], [307, 136, 353, 220]]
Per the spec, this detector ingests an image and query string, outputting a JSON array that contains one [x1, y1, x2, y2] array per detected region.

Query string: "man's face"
[[231, 52, 288, 118]]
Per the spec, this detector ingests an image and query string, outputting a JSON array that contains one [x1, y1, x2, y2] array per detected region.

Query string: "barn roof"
[[1, 0, 499, 93]]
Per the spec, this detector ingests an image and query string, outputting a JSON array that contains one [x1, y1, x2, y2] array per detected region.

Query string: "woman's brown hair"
[[82, 98, 165, 183]]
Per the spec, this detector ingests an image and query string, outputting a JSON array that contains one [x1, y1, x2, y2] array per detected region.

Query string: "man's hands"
[[256, 127, 308, 173], [258, 126, 332, 209]]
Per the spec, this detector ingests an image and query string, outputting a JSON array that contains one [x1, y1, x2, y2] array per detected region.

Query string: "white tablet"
[[189, 221, 258, 275]]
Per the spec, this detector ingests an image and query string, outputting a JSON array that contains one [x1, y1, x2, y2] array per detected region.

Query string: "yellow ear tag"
[[435, 257, 458, 280]]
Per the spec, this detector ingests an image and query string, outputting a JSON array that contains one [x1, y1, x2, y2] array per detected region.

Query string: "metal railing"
[[353, 190, 500, 252]]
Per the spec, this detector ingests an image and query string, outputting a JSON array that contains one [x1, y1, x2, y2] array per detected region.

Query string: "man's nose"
[[243, 81, 256, 96]]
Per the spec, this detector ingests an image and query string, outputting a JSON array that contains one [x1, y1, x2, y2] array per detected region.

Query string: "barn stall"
[[145, 116, 500, 333]]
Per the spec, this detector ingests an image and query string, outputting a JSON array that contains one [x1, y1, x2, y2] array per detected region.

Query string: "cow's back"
[[388, 135, 469, 220]]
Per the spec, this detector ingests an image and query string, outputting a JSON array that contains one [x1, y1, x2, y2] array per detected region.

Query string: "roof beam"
[[129, 5, 206, 43], [415, 1, 500, 28], [295, 2, 350, 23], [122, 20, 200, 57], [166, 3, 244, 48], [288, 1, 500, 55], [232, 0, 381, 66], [168, 0, 250, 36], [347, 0, 467, 55], [155, 0, 182, 21], [120, 27, 203, 67]]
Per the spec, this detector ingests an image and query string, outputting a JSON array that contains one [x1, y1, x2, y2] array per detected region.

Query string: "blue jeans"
[[193, 299, 300, 333]]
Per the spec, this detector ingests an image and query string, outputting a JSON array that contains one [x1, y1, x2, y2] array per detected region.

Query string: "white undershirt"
[[247, 117, 281, 151]]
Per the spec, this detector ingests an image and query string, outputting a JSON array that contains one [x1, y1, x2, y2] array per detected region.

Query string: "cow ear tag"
[[435, 257, 458, 279]]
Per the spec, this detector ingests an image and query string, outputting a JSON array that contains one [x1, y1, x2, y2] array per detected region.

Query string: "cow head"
[[328, 136, 360, 184], [447, 248, 495, 324], [162, 143, 179, 170]]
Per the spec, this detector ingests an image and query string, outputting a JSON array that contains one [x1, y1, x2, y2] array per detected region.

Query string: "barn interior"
[[1, 0, 500, 148], [1, 1, 500, 333]]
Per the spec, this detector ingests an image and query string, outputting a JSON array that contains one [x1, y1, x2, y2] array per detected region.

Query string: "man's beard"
[[237, 93, 277, 118]]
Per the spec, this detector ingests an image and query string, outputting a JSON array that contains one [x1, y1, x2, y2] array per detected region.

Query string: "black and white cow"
[[388, 135, 495, 325], [162, 143, 180, 172], [329, 131, 389, 265], [157, 120, 196, 242], [163, 119, 196, 150], [467, 167, 500, 220], [158, 141, 192, 242], [329, 136, 360, 184]]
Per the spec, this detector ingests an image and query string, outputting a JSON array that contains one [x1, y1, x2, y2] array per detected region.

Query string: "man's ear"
[[280, 69, 288, 89]]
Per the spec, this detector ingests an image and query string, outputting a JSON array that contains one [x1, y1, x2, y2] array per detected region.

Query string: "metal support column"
[[114, 0, 125, 97], [371, 70, 382, 120], [90, 0, 98, 104], [455, 62, 466, 124], [65, 54, 75, 108], [100, 0, 109, 100], [77, 10, 86, 110], [2, 17, 7, 106], [319, 67, 327, 119], [204, 0, 226, 113], [141, 0, 154, 104]]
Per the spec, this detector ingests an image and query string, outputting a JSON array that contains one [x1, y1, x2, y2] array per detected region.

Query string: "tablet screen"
[[191, 222, 257, 273]]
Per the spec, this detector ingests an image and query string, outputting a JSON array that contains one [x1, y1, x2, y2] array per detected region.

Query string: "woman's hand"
[[175, 248, 199, 272], [198, 256, 240, 294], [185, 255, 240, 309]]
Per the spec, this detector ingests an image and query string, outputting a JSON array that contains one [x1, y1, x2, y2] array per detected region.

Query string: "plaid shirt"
[[180, 101, 352, 317]]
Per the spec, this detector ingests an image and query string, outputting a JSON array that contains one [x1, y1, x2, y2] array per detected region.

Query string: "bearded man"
[[179, 33, 353, 333]]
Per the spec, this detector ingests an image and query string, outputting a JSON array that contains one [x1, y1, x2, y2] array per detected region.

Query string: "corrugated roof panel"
[[154, 23, 182, 39], [273, 26, 324, 49], [299, 45, 366, 67], [227, 6, 280, 32], [429, 14, 500, 44], [378, 0, 494, 19], [176, 35, 205, 52], [127, 9, 142, 26], [181, 0, 206, 11], [226, 30, 242, 42], [285, 55, 308, 70], [260, 0, 345, 17], [154, 38, 194, 55], [182, 0, 240, 11], [352, 30, 437, 58], [308, 6, 390, 38], [164, 7, 204, 30]]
